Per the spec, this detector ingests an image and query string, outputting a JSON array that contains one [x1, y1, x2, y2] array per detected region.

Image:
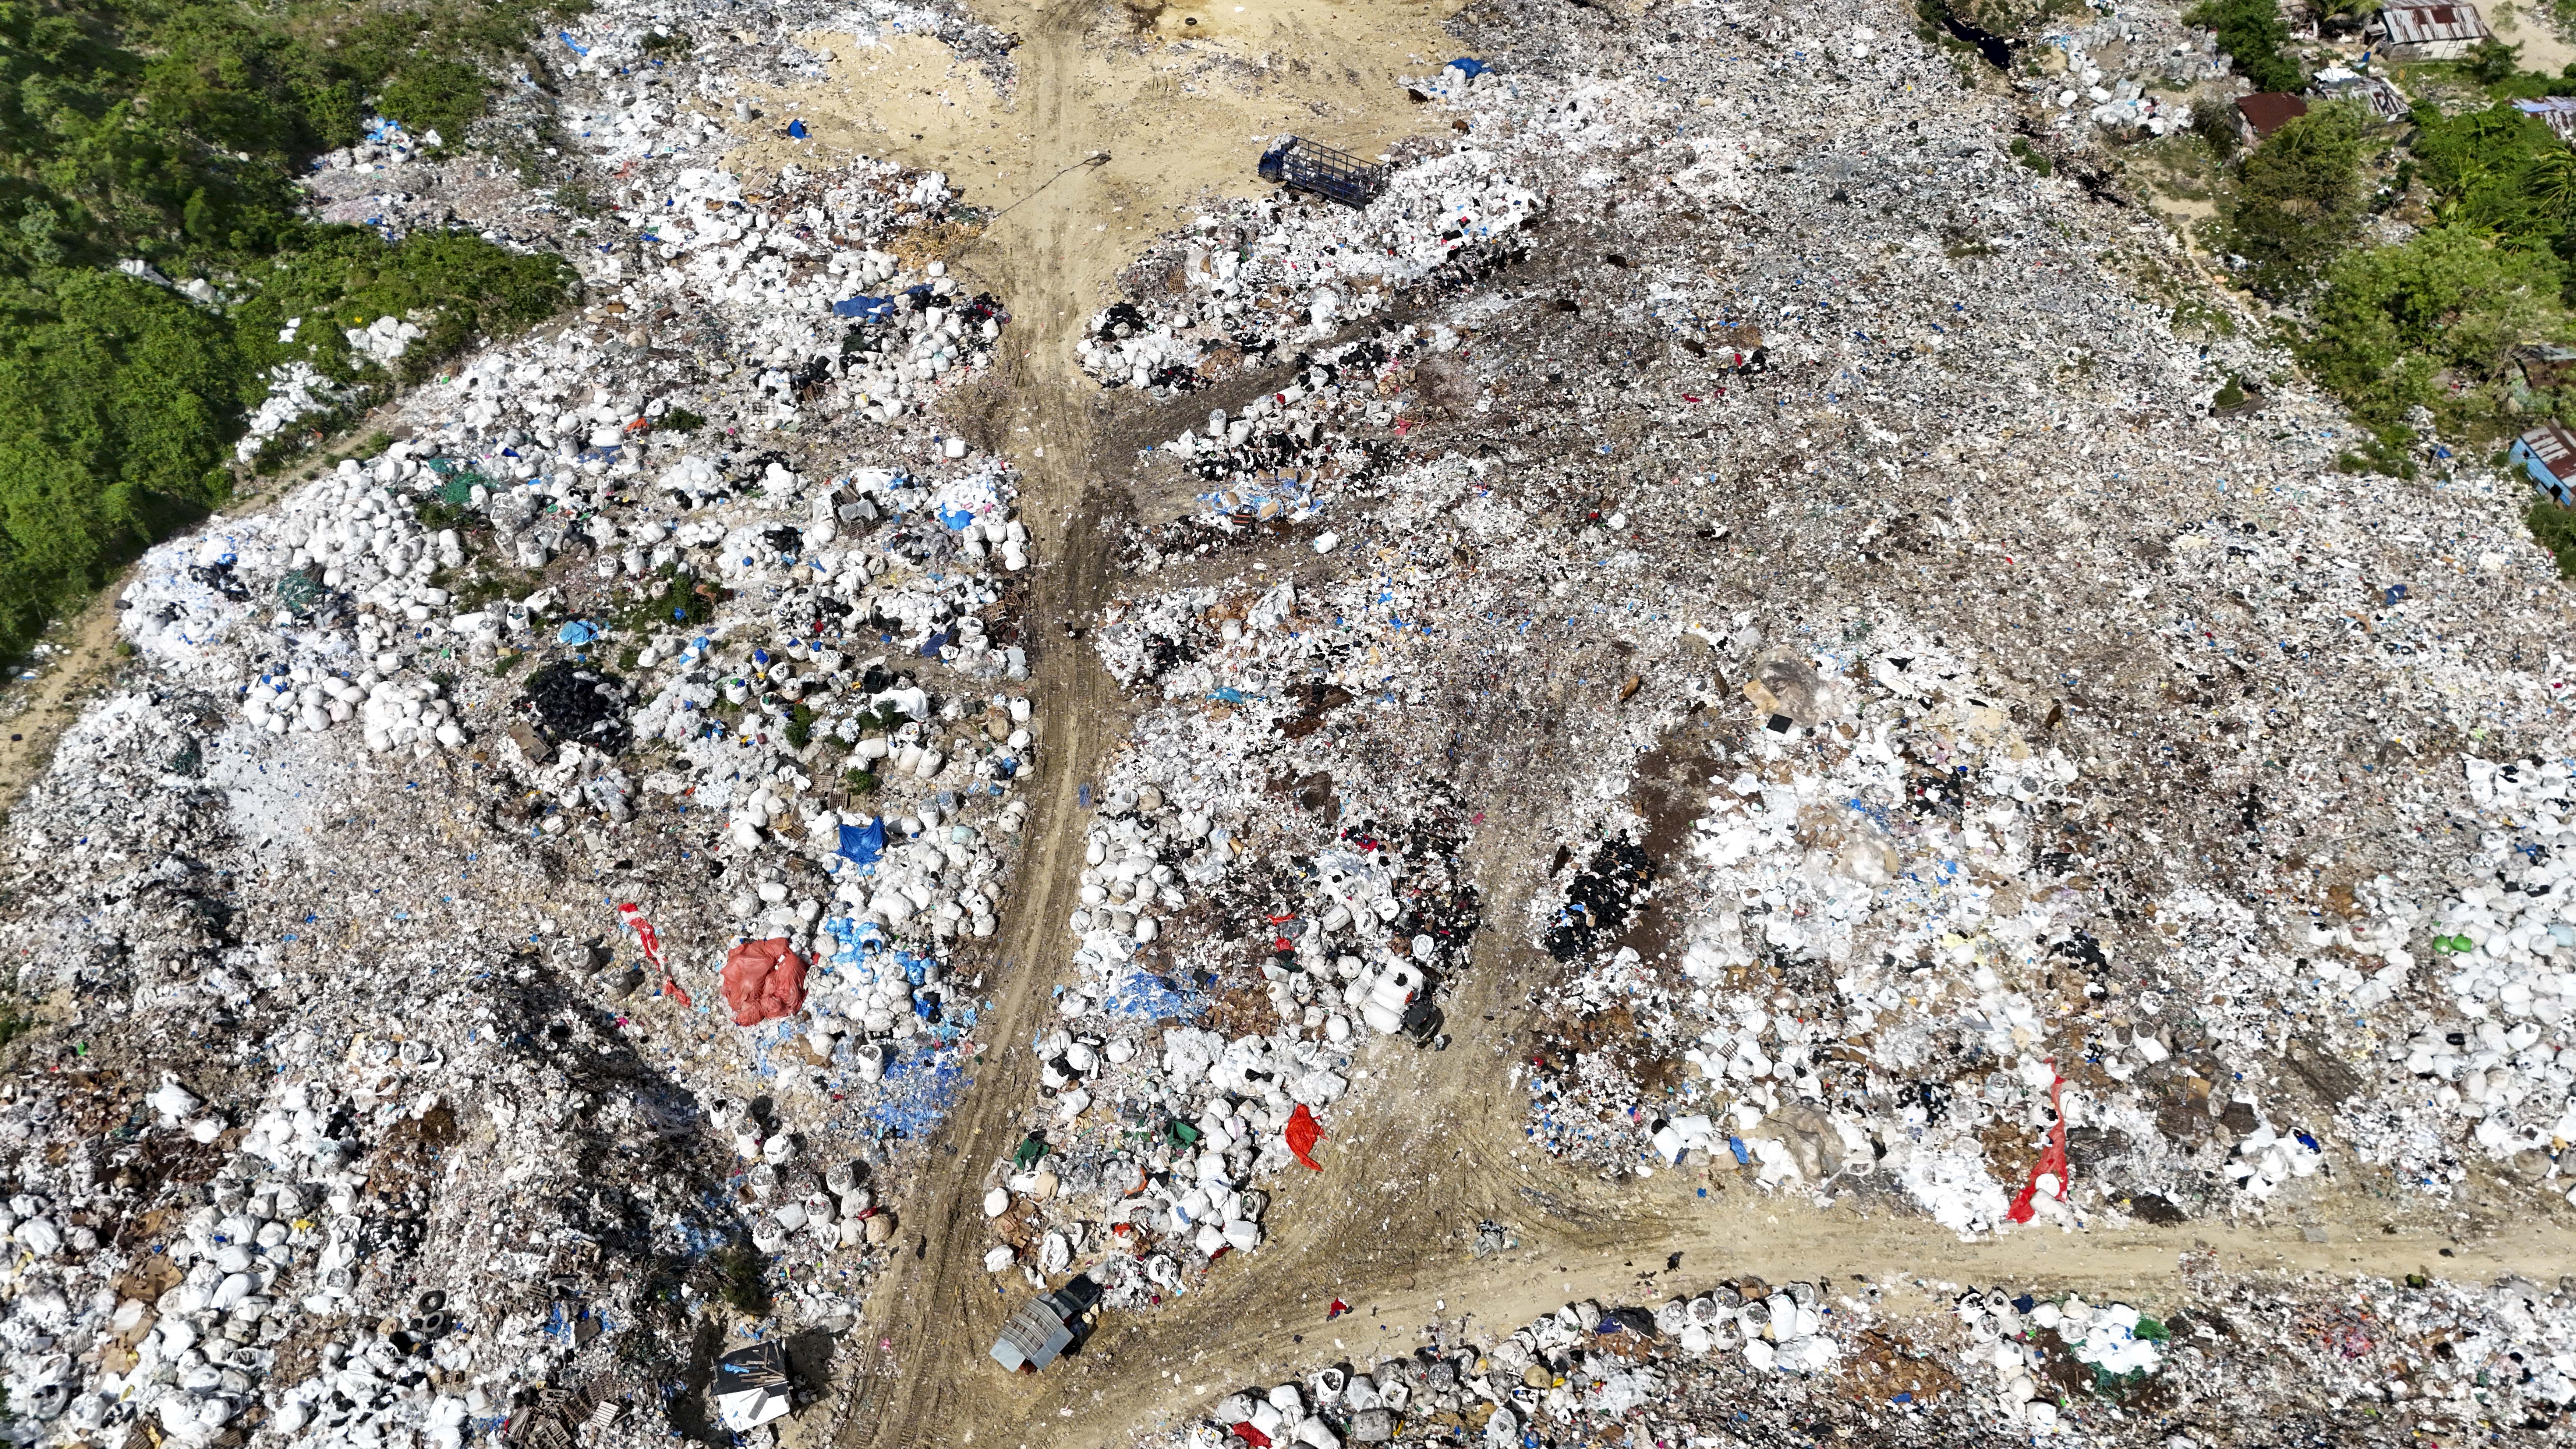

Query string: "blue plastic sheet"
[[837, 818, 887, 865], [787, 119, 808, 138], [557, 621, 598, 645], [833, 295, 896, 321], [1450, 56, 1490, 77], [1101, 968, 1202, 1021], [866, 1044, 969, 1136]]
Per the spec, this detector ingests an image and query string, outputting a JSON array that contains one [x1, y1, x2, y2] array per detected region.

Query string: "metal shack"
[[2511, 421, 2576, 507], [989, 1273, 1103, 1373], [2374, 3, 2493, 60], [2235, 92, 2308, 144]]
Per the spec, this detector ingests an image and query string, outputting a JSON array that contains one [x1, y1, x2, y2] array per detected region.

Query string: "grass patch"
[[613, 566, 719, 635]]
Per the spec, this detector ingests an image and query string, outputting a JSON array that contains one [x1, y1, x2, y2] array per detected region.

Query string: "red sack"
[[1284, 1102, 1324, 1172], [719, 939, 808, 1025], [2005, 1063, 2069, 1225], [1231, 1425, 1273, 1449]]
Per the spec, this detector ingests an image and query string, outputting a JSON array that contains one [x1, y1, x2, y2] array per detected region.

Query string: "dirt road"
[[739, 8, 2570, 1446]]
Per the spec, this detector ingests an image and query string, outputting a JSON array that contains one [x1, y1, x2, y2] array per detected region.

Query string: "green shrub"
[[2303, 223, 2573, 435], [2190, 98, 2242, 158], [2184, 0, 2305, 92], [2467, 37, 2523, 86], [2529, 499, 2576, 577], [0, 0, 582, 660]]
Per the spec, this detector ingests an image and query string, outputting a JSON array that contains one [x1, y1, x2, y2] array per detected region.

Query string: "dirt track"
[[747, 7, 2576, 1445]]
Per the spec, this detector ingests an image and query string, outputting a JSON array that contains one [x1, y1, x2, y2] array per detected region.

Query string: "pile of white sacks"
[[0, 1074, 437, 1449], [1953, 1290, 2162, 1432], [2372, 756, 2576, 1188]]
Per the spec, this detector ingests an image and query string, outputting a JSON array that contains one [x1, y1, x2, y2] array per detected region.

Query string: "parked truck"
[[989, 1272, 1104, 1373], [1256, 137, 1387, 209]]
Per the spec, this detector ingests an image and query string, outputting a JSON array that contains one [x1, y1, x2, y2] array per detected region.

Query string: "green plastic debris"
[[1164, 1119, 1202, 1148], [1011, 1133, 1050, 1171], [276, 567, 325, 615]]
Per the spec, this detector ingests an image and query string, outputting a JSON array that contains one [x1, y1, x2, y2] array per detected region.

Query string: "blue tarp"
[[837, 817, 887, 865], [557, 621, 598, 645], [833, 295, 896, 321], [787, 120, 808, 138], [1450, 56, 1490, 77]]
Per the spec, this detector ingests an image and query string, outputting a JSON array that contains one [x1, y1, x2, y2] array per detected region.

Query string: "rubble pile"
[[1076, 133, 1536, 397], [970, 551, 1489, 1292], [11, 0, 2576, 1437], [0, 10, 1072, 1438], [1168, 1269, 2576, 1446]]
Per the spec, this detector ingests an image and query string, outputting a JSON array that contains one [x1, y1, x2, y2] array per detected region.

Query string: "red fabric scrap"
[[617, 903, 691, 1009], [1285, 1102, 1325, 1171], [2004, 1062, 2069, 1224], [1232, 1424, 1273, 1448], [719, 939, 808, 1025], [1327, 1299, 1351, 1320]]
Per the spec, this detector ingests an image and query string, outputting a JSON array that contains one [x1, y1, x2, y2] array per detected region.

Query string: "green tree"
[[0, 0, 584, 659], [2214, 101, 2373, 298], [2304, 224, 2574, 433], [2467, 37, 2524, 85], [2184, 0, 2306, 92]]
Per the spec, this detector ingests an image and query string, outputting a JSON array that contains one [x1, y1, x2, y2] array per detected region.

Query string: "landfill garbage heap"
[[3, 0, 2576, 1444]]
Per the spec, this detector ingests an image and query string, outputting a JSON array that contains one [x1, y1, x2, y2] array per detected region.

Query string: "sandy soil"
[[0, 588, 132, 822]]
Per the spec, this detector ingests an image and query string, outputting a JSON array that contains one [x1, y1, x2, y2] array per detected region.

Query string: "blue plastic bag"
[[837, 818, 887, 865]]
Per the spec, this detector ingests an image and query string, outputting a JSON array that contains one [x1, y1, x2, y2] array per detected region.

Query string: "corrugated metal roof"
[[990, 1298, 1073, 1372], [2519, 422, 2576, 477], [2382, 3, 2492, 46], [2236, 93, 2310, 138], [2516, 96, 2576, 141]]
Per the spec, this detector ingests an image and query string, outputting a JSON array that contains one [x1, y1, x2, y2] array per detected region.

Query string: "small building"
[[712, 1343, 792, 1431], [2510, 421, 2576, 507], [2374, 3, 2493, 61], [2236, 92, 2310, 143], [2514, 96, 2576, 144], [2514, 344, 2576, 391], [990, 1273, 1103, 1374]]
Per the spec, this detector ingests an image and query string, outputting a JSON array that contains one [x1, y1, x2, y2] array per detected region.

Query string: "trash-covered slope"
[[4, 0, 2576, 1444]]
